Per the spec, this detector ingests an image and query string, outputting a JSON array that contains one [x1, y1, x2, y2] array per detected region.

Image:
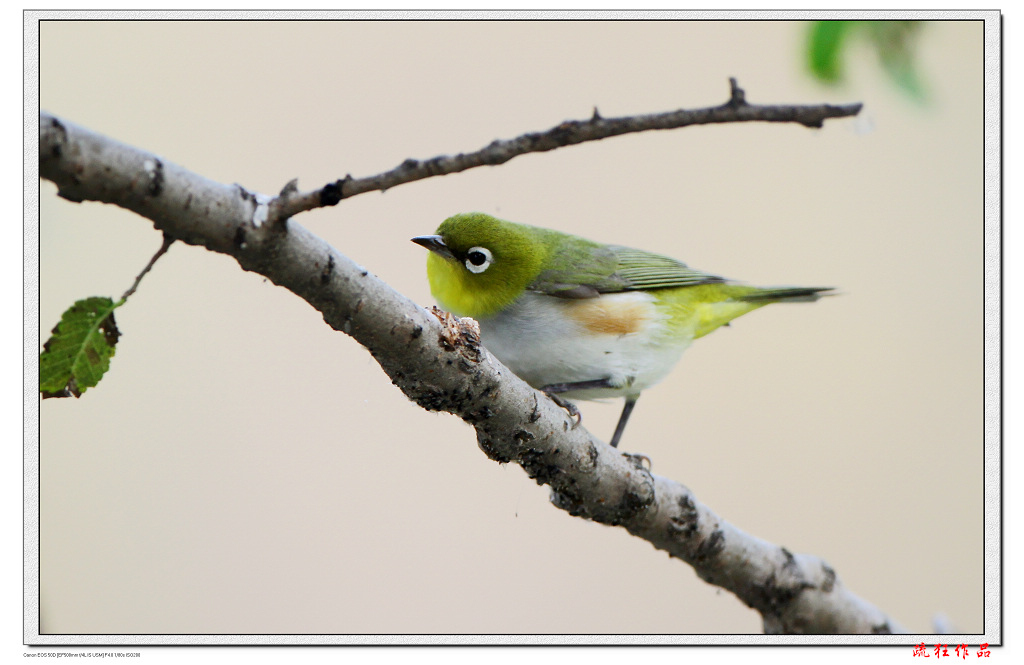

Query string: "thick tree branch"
[[38, 102, 905, 634], [267, 79, 864, 222]]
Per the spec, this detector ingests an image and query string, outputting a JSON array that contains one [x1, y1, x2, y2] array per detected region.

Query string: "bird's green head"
[[412, 212, 549, 318]]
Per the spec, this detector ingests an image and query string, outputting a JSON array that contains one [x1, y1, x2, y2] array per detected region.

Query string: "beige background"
[[37, 20, 986, 636]]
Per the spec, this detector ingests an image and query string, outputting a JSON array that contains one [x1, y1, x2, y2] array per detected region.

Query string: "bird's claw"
[[625, 452, 652, 470], [545, 391, 582, 429]]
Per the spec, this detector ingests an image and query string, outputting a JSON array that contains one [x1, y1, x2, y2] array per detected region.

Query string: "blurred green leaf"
[[40, 297, 122, 398], [806, 20, 927, 102], [866, 21, 927, 101], [807, 20, 854, 83]]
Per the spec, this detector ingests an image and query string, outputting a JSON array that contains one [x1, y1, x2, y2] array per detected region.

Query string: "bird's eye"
[[464, 246, 493, 274]]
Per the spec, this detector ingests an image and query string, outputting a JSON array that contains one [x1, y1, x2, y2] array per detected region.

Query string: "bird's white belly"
[[477, 291, 693, 401]]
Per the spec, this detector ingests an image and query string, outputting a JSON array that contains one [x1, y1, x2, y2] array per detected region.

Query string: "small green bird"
[[413, 212, 831, 449]]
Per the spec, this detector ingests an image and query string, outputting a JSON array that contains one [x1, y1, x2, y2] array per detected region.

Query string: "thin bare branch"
[[38, 109, 905, 635], [268, 79, 862, 222], [120, 232, 174, 302]]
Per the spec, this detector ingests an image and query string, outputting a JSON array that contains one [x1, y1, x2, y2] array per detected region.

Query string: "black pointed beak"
[[412, 234, 457, 261]]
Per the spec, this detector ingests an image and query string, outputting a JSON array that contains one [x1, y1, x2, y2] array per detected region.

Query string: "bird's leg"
[[609, 397, 639, 449], [542, 378, 614, 394], [540, 378, 614, 429]]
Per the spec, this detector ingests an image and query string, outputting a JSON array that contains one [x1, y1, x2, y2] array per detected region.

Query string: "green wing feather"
[[530, 242, 725, 298], [608, 246, 726, 289]]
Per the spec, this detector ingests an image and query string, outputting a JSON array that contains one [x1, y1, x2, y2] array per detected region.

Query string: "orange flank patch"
[[567, 297, 654, 335]]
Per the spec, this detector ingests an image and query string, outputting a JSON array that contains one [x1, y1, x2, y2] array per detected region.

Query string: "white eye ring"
[[464, 246, 493, 274]]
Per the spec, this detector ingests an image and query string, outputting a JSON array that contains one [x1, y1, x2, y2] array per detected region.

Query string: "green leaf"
[[807, 20, 854, 83], [805, 20, 927, 102], [866, 21, 927, 102], [40, 297, 122, 398]]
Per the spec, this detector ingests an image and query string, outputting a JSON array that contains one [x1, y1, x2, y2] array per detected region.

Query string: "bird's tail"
[[685, 285, 835, 339], [737, 286, 835, 303]]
